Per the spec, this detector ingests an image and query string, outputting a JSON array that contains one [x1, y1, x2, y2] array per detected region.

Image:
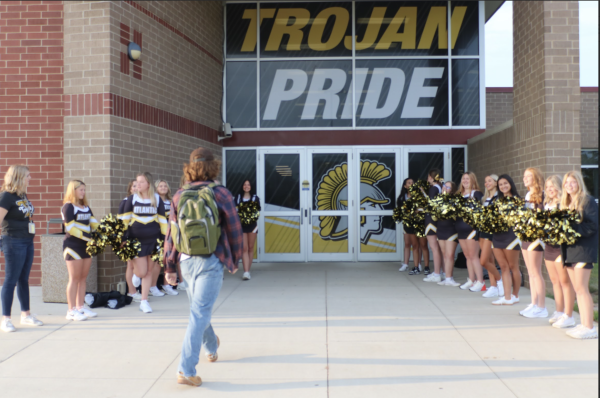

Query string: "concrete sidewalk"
[[0, 262, 597, 398]]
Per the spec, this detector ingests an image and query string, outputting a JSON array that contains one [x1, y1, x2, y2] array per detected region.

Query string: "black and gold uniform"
[[492, 195, 521, 251], [456, 190, 484, 240], [235, 194, 261, 234], [163, 199, 171, 220], [61, 203, 99, 261], [543, 203, 561, 262], [479, 193, 498, 241], [521, 191, 545, 252], [561, 195, 598, 270], [397, 193, 415, 235], [118, 193, 167, 257], [424, 184, 441, 236]]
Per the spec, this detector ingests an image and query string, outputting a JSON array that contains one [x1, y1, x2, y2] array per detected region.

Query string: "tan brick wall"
[[486, 91, 514, 131], [581, 91, 598, 149]]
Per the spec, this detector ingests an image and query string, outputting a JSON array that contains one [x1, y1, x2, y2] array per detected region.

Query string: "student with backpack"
[[163, 147, 243, 387]]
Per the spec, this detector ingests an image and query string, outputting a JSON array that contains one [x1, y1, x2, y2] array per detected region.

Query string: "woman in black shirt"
[[0, 165, 44, 333], [397, 178, 420, 272], [235, 180, 261, 281]]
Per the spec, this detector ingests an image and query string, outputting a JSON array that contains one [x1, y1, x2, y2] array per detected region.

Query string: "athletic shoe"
[[520, 304, 535, 316], [177, 280, 188, 291], [469, 281, 485, 292], [552, 314, 576, 329], [20, 314, 43, 326], [408, 266, 420, 275], [497, 281, 504, 296], [79, 307, 97, 318], [511, 295, 520, 303], [399, 264, 409, 272], [443, 278, 461, 287], [140, 300, 152, 313], [149, 286, 165, 297], [568, 326, 598, 339], [482, 286, 499, 298], [128, 292, 142, 302], [492, 295, 517, 305], [459, 279, 473, 290], [177, 372, 202, 387], [549, 311, 565, 324], [132, 274, 141, 288], [423, 273, 441, 282], [162, 284, 179, 296], [523, 306, 548, 318], [243, 272, 251, 280], [66, 310, 88, 321], [417, 264, 422, 272], [206, 335, 220, 362], [1, 318, 16, 333], [423, 267, 431, 275]]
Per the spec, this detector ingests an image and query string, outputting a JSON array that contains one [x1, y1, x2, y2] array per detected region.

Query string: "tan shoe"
[[206, 335, 220, 362], [177, 372, 202, 387]]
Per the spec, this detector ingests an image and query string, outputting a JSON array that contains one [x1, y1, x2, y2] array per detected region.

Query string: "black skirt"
[[63, 239, 91, 261], [479, 231, 493, 241], [242, 221, 258, 234], [544, 244, 562, 262], [492, 229, 521, 251], [436, 219, 457, 241], [403, 225, 415, 235], [522, 240, 545, 252], [455, 218, 477, 240], [424, 214, 437, 236]]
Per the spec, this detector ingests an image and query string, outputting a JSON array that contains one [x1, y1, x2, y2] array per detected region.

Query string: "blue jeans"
[[178, 254, 224, 377], [1, 236, 35, 316]]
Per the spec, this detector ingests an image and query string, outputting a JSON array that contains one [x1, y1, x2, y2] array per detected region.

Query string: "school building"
[[0, 1, 597, 291]]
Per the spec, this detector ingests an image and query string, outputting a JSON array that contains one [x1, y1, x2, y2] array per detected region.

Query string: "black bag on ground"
[[85, 291, 133, 309], [454, 252, 467, 269]]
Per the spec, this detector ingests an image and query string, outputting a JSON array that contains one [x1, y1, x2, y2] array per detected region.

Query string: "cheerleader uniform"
[[397, 193, 415, 235], [424, 184, 442, 236], [561, 195, 598, 270], [521, 191, 545, 252], [543, 203, 562, 262], [235, 194, 261, 234], [61, 203, 99, 261], [455, 190, 484, 240], [436, 218, 457, 241], [118, 193, 167, 257], [479, 193, 498, 242], [162, 198, 171, 219], [492, 196, 521, 251]]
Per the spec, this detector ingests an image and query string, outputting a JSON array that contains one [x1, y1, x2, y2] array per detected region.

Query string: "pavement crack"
[[0, 321, 71, 364]]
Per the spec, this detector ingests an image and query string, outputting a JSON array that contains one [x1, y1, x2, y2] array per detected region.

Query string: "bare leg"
[[132, 257, 150, 300], [556, 262, 575, 317], [418, 237, 429, 268], [567, 267, 594, 328], [439, 240, 458, 278], [241, 233, 250, 273], [403, 234, 411, 265], [523, 250, 545, 308], [76, 258, 92, 309], [126, 261, 136, 294], [66, 260, 84, 311], [506, 250, 522, 298], [151, 261, 161, 288], [460, 239, 484, 283], [479, 239, 500, 286], [493, 249, 512, 300], [245, 232, 257, 273], [426, 235, 443, 274]]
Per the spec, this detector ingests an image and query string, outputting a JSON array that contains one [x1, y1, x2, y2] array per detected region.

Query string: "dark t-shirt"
[[0, 191, 35, 238]]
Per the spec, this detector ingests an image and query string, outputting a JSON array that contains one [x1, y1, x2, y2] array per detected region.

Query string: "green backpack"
[[172, 182, 221, 255]]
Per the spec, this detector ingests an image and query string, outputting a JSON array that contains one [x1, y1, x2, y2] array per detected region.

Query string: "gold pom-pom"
[[429, 193, 464, 221], [237, 201, 261, 225], [392, 206, 402, 224], [458, 197, 484, 228], [151, 239, 165, 267], [475, 202, 510, 234], [543, 208, 582, 245], [114, 239, 141, 262]]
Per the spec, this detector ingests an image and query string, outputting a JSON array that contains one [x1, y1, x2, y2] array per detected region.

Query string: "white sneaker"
[[66, 310, 88, 321], [552, 314, 576, 329], [549, 311, 565, 324], [20, 314, 43, 326], [492, 296, 516, 305], [566, 324, 586, 336], [128, 292, 142, 302], [399, 264, 409, 272], [243, 272, 251, 280], [511, 295, 520, 303], [469, 281, 485, 292], [149, 286, 165, 297], [437, 279, 449, 286], [423, 273, 441, 283], [482, 286, 499, 298], [523, 306, 548, 318], [162, 284, 179, 296], [1, 318, 16, 333], [568, 326, 598, 339], [140, 300, 152, 313], [132, 274, 141, 288], [443, 278, 461, 287], [459, 279, 473, 290], [79, 307, 97, 318], [177, 281, 188, 291], [497, 281, 504, 296], [520, 303, 535, 316]]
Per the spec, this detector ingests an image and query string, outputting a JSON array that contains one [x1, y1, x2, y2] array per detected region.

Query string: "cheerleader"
[[420, 169, 443, 279], [491, 175, 522, 305], [120, 180, 141, 302], [436, 181, 460, 286], [455, 172, 485, 291], [235, 180, 261, 281], [118, 172, 168, 313], [560, 171, 598, 339], [61, 180, 99, 321], [543, 175, 575, 329], [397, 178, 421, 272], [155, 180, 178, 296], [520, 168, 548, 318], [480, 175, 503, 298]]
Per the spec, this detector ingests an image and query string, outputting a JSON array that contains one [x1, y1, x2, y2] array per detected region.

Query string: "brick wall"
[[0, 0, 64, 286], [486, 89, 513, 131], [581, 90, 599, 149]]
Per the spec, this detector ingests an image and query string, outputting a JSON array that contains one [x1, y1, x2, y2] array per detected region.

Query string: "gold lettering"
[[344, 7, 386, 50], [308, 7, 349, 51], [375, 7, 417, 50], [450, 7, 467, 48], [265, 8, 310, 51], [417, 6, 447, 49], [241, 8, 276, 52]]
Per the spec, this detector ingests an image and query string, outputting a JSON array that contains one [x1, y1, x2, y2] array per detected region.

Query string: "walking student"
[[435, 181, 460, 287], [0, 165, 44, 332], [560, 171, 598, 339], [397, 178, 420, 272], [61, 180, 100, 321], [480, 175, 503, 298], [164, 147, 243, 387], [155, 179, 178, 296], [235, 179, 260, 280]]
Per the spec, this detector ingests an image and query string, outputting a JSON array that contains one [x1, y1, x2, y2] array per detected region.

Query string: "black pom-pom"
[[237, 201, 260, 225]]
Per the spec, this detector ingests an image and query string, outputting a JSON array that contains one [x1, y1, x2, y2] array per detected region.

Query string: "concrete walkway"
[[0, 262, 598, 397]]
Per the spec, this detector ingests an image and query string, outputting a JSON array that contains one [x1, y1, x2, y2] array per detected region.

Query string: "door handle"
[[308, 208, 311, 224], [300, 208, 303, 225]]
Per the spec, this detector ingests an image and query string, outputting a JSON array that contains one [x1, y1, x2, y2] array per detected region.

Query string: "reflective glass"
[[582, 150, 599, 166], [359, 153, 395, 210], [452, 147, 465, 185], [313, 153, 348, 211], [582, 168, 599, 199], [360, 215, 396, 252], [312, 216, 349, 253], [225, 150, 257, 199], [408, 152, 444, 181], [452, 59, 480, 126], [451, 1, 479, 56], [264, 216, 301, 253], [264, 154, 300, 211], [226, 62, 257, 128], [226, 4, 258, 59]]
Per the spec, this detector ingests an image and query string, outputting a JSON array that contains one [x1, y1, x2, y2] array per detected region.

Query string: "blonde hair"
[[1, 165, 30, 196], [63, 180, 88, 207], [460, 171, 481, 195], [137, 172, 157, 207], [482, 174, 499, 203], [560, 170, 589, 218], [544, 175, 562, 206], [525, 167, 544, 204], [154, 179, 172, 201]]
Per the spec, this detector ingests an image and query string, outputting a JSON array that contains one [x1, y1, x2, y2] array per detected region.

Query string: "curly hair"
[[524, 167, 544, 204], [183, 159, 221, 183]]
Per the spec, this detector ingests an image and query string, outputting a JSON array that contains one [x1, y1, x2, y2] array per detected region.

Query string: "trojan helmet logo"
[[315, 160, 391, 244]]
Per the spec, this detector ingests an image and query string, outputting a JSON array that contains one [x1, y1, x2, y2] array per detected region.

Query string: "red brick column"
[[0, 1, 64, 286]]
